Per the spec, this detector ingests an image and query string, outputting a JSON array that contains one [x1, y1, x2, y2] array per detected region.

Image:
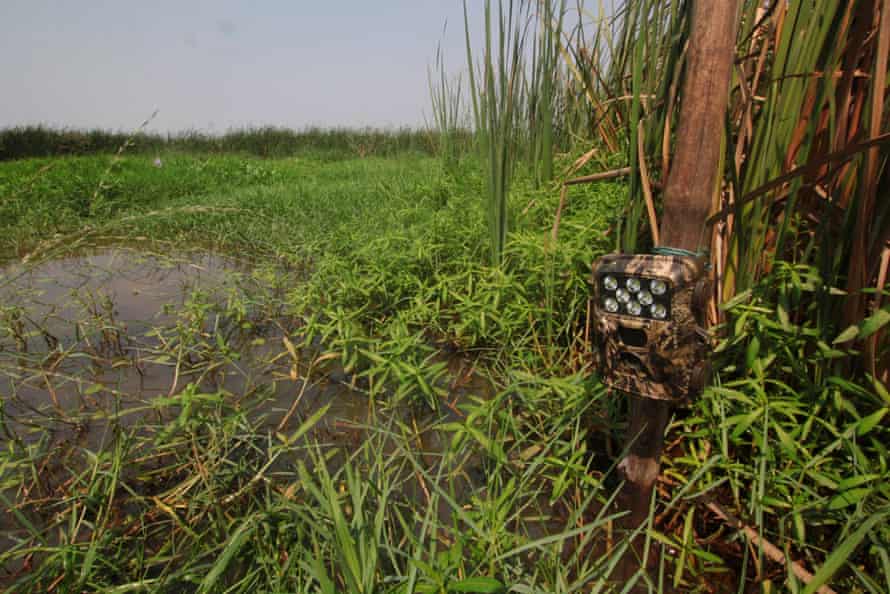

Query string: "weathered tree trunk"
[[659, 1, 740, 251], [617, 0, 740, 579]]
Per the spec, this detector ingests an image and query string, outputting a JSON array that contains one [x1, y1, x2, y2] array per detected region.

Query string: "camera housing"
[[591, 253, 711, 401]]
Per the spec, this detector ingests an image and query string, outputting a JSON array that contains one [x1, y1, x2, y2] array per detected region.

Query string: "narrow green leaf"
[[859, 308, 890, 340], [449, 577, 505, 593], [198, 516, 256, 593], [285, 402, 331, 444], [833, 324, 860, 344], [721, 289, 752, 311], [856, 408, 888, 437], [802, 512, 888, 594], [827, 487, 872, 510], [836, 474, 880, 491]]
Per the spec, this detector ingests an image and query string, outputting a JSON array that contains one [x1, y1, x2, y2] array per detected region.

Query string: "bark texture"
[[659, 0, 741, 251]]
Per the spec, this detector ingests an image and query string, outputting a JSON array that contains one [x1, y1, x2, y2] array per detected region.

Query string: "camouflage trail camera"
[[591, 253, 711, 401]]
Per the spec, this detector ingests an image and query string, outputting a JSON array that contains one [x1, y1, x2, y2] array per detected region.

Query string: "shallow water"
[[0, 246, 385, 571], [0, 244, 496, 471], [1, 248, 236, 334], [0, 245, 382, 445]]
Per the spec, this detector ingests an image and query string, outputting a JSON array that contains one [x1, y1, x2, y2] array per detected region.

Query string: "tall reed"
[[527, 0, 568, 186], [464, 0, 530, 266], [0, 125, 437, 161], [429, 42, 466, 175], [567, 0, 889, 337]]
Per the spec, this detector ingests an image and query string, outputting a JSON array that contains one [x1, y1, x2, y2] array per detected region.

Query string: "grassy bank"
[[0, 151, 455, 258], [1, 146, 888, 593]]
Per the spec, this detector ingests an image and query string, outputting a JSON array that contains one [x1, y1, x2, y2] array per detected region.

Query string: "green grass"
[[3, 0, 888, 590], [1, 139, 888, 592], [0, 149, 639, 592], [0, 142, 890, 592], [0, 152, 455, 257]]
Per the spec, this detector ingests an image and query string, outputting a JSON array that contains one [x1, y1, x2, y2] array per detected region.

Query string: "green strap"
[[652, 246, 707, 259]]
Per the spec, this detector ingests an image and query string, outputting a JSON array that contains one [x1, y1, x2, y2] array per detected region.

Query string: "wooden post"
[[659, 0, 740, 251], [617, 0, 740, 575]]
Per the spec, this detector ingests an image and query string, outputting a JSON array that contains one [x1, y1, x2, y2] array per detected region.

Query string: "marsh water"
[[2, 247, 294, 443], [0, 245, 659, 590], [0, 245, 492, 446]]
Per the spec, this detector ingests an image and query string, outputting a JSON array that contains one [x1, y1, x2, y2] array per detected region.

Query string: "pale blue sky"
[[2, 1, 480, 133], [3, 1, 614, 133]]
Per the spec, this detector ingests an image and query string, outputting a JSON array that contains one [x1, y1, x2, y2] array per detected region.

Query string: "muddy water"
[[1, 248, 236, 339], [0, 247, 508, 571], [0, 245, 493, 466], [0, 246, 382, 446]]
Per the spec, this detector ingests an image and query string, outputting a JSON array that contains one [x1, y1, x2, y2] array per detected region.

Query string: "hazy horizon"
[[3, 1, 479, 134], [4, 1, 617, 135]]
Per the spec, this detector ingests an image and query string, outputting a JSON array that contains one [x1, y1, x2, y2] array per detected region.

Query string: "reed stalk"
[[428, 41, 465, 174], [464, 0, 530, 266], [527, 0, 568, 186]]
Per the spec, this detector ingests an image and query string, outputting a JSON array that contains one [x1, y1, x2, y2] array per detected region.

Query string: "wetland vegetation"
[[1, 0, 889, 593], [0, 146, 635, 593]]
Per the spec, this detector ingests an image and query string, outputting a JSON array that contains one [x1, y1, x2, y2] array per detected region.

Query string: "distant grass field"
[[0, 125, 452, 161], [0, 151, 452, 256], [1, 139, 887, 593]]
